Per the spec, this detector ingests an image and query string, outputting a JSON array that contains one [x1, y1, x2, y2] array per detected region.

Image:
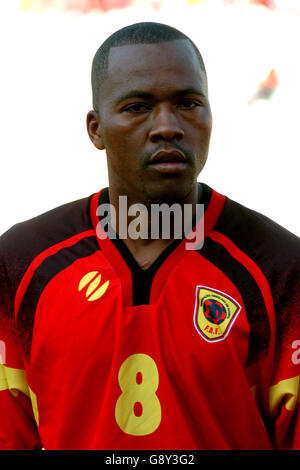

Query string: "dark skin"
[[87, 39, 212, 269]]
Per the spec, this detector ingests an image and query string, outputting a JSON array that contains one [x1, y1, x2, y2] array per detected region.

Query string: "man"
[[0, 22, 299, 450]]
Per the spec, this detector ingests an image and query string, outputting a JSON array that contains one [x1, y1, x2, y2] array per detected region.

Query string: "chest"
[[28, 248, 249, 372]]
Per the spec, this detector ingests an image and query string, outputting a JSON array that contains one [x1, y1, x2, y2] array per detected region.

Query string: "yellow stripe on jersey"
[[0, 363, 40, 425], [0, 363, 30, 398], [250, 384, 257, 399], [269, 375, 300, 416], [29, 387, 39, 426]]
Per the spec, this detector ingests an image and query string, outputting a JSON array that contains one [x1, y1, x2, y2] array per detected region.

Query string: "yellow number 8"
[[115, 353, 162, 436]]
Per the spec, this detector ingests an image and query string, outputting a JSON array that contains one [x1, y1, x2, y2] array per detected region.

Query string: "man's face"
[[88, 39, 212, 204]]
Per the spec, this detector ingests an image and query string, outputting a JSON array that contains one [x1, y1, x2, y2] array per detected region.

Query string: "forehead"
[[101, 40, 207, 102]]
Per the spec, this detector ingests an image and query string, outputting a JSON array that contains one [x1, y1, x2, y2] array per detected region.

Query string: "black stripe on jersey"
[[199, 237, 271, 367], [97, 183, 213, 306], [17, 235, 99, 361], [113, 236, 182, 305]]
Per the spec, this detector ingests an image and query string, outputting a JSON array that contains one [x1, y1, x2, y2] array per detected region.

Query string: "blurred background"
[[0, 0, 299, 236]]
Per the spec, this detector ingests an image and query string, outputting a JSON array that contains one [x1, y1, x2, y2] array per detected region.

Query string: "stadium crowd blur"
[[0, 0, 298, 237], [17, 0, 300, 104], [18, 0, 300, 15]]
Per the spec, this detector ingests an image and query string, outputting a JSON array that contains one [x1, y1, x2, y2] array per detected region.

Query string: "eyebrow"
[[172, 87, 206, 97], [116, 91, 154, 104], [116, 87, 206, 104]]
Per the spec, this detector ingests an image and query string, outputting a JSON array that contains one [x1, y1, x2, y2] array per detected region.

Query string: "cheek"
[[103, 119, 141, 151], [104, 119, 147, 162], [103, 129, 141, 174], [198, 107, 213, 134], [185, 108, 212, 144], [195, 117, 213, 151], [103, 125, 126, 150]]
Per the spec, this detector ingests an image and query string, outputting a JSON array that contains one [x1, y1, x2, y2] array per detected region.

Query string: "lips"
[[147, 148, 188, 175], [148, 149, 187, 164]]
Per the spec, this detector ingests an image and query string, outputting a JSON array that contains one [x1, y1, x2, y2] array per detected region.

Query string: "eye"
[[123, 103, 150, 113], [177, 100, 202, 110]]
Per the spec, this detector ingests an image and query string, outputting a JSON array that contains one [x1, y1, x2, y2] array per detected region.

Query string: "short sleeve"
[[0, 249, 42, 450]]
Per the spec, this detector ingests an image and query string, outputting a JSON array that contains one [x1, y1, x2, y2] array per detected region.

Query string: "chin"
[[143, 178, 195, 205]]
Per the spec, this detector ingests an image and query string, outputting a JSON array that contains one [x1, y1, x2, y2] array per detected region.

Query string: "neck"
[[109, 183, 199, 237], [106, 183, 201, 269]]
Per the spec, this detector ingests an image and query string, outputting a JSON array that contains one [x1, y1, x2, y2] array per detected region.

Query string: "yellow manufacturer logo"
[[78, 271, 110, 301], [193, 286, 241, 342]]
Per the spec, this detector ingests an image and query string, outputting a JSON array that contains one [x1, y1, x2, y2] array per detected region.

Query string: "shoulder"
[[0, 195, 95, 292], [214, 194, 300, 352], [215, 195, 300, 267]]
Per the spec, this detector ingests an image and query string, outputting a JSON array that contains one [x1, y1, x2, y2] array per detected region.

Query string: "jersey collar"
[[90, 183, 225, 307]]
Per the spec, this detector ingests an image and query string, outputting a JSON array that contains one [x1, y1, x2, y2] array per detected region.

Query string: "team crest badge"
[[193, 286, 241, 342]]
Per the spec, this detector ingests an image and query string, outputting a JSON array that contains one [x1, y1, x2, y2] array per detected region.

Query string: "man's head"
[[87, 22, 212, 205], [91, 22, 207, 112]]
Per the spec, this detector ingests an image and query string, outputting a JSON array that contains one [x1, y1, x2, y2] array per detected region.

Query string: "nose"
[[149, 105, 184, 142]]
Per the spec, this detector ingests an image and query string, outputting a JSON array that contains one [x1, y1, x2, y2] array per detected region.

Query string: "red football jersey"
[[0, 183, 299, 449]]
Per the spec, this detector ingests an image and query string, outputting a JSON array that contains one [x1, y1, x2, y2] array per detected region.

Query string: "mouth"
[[148, 149, 188, 174]]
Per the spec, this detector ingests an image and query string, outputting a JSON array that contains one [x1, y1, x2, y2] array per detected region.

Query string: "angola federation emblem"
[[193, 286, 241, 342]]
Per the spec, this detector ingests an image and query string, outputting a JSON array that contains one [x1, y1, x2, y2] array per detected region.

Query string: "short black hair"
[[91, 21, 207, 111]]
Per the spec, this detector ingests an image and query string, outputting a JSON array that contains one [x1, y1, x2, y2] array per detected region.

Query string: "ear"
[[86, 110, 105, 150]]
